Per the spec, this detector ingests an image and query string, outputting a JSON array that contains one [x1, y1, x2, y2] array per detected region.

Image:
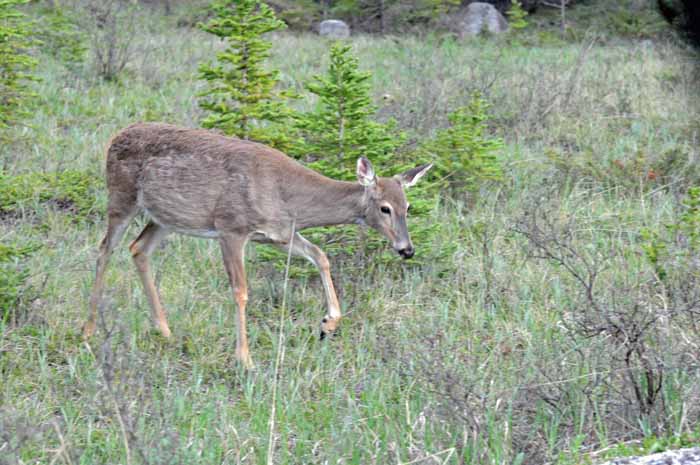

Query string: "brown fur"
[[83, 122, 432, 367]]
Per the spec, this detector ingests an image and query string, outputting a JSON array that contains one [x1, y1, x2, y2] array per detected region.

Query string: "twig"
[[49, 420, 74, 465], [266, 219, 295, 465]]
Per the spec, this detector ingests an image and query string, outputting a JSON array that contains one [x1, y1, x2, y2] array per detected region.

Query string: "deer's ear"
[[397, 163, 432, 188], [357, 157, 376, 187]]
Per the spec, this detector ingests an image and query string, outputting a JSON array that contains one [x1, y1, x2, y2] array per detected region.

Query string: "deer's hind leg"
[[219, 234, 253, 368], [83, 207, 138, 339], [129, 221, 171, 337]]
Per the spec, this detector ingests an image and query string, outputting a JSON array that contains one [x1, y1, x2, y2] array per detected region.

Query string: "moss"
[[0, 169, 101, 219]]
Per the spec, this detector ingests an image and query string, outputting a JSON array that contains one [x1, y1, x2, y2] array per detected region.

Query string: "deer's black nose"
[[398, 246, 414, 259]]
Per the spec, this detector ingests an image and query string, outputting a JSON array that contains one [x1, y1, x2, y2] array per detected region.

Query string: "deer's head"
[[356, 157, 433, 259]]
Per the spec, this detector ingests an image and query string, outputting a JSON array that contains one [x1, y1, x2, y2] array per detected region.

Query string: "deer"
[[83, 122, 432, 367]]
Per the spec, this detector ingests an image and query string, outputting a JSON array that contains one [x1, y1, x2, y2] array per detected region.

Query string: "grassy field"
[[2, 3, 700, 464]]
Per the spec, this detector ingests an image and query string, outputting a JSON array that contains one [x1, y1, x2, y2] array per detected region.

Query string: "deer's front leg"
[[220, 234, 253, 368], [280, 233, 342, 338]]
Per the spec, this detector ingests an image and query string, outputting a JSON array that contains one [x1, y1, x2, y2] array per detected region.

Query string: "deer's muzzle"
[[398, 245, 414, 259]]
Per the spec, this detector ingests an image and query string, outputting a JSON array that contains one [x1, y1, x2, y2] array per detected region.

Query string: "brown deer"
[[83, 123, 432, 367]]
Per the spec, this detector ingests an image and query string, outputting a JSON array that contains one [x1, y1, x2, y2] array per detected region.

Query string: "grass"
[[1, 2, 700, 464]]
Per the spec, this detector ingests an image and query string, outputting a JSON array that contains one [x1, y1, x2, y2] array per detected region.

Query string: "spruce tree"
[[506, 0, 528, 32], [198, 0, 294, 149], [421, 93, 503, 194], [0, 0, 38, 136], [294, 42, 403, 180]]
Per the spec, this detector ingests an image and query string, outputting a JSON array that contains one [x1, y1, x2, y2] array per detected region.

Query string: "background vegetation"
[[1, 0, 700, 463]]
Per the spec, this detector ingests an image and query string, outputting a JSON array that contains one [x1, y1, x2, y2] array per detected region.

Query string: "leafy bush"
[[0, 0, 38, 137], [198, 0, 296, 150], [419, 93, 504, 195], [0, 170, 100, 219]]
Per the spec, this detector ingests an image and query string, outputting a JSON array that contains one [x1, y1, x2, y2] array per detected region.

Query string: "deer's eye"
[[380, 206, 391, 215]]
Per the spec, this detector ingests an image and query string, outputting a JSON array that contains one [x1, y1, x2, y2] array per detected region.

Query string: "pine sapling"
[[506, 0, 528, 32], [421, 92, 503, 194], [293, 42, 404, 181], [0, 0, 38, 137], [198, 0, 296, 150]]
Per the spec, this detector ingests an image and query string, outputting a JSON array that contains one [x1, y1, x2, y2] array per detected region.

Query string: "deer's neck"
[[290, 177, 366, 230]]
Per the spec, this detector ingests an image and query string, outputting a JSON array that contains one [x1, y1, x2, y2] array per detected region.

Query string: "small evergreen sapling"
[[506, 0, 528, 32], [198, 0, 296, 150], [421, 93, 503, 194], [0, 0, 38, 136], [293, 42, 404, 180]]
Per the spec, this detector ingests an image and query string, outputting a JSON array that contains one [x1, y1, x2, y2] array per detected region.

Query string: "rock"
[[598, 447, 700, 465], [456, 2, 509, 38], [319, 20, 350, 39]]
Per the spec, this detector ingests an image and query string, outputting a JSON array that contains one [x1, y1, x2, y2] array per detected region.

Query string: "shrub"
[[0, 0, 38, 137], [78, 0, 141, 81], [516, 194, 700, 436], [267, 0, 321, 31], [198, 0, 296, 150], [328, 0, 460, 33]]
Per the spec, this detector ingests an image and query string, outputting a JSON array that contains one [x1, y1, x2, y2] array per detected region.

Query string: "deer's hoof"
[[320, 316, 340, 340], [158, 325, 172, 339], [236, 349, 255, 369], [82, 321, 96, 340]]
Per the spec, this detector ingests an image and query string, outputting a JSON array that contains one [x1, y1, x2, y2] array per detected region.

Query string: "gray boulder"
[[598, 447, 700, 465], [319, 20, 350, 39], [456, 2, 509, 38]]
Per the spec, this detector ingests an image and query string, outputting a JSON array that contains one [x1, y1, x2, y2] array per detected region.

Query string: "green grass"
[[1, 3, 700, 464]]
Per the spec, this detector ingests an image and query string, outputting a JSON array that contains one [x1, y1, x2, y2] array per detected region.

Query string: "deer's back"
[[106, 123, 317, 238]]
